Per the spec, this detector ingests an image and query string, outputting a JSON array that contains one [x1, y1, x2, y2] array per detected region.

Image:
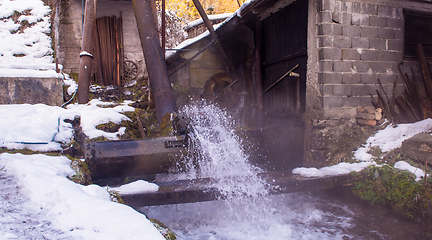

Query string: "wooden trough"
[[84, 136, 186, 183], [121, 172, 358, 208]]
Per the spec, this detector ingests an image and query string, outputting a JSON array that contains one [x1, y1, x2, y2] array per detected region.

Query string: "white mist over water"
[[141, 102, 421, 239]]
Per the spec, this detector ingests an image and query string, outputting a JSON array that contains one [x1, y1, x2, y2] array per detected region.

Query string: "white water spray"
[[178, 101, 270, 202], [142, 102, 417, 239]]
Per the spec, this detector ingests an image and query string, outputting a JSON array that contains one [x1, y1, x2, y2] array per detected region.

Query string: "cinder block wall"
[[317, 0, 407, 119], [305, 0, 432, 164]]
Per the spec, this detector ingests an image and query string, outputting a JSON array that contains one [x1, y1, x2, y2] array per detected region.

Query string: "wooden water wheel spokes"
[[203, 73, 240, 109], [123, 60, 138, 81]]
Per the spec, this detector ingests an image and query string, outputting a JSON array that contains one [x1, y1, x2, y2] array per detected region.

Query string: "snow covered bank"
[[0, 153, 164, 240], [293, 119, 432, 179], [0, 99, 134, 152], [0, 0, 61, 78]]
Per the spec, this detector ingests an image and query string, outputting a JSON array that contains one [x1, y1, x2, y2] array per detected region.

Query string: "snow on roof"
[[165, 15, 234, 59], [165, 0, 258, 59], [0, 0, 61, 78], [185, 13, 233, 29]]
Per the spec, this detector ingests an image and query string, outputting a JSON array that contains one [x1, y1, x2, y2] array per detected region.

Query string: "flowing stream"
[[140, 101, 425, 240]]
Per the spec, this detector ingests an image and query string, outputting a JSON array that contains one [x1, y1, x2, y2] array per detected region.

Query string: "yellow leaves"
[[160, 0, 247, 22]]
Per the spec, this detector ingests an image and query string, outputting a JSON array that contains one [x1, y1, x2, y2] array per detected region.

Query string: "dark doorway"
[[259, 0, 308, 171]]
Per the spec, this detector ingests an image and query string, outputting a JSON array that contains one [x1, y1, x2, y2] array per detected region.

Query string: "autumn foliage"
[[158, 0, 247, 22]]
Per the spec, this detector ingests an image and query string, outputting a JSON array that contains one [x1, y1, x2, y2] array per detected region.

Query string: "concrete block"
[[342, 25, 361, 37], [352, 38, 369, 49], [378, 51, 395, 61], [341, 1, 350, 13], [319, 0, 332, 11], [377, 73, 397, 84], [333, 12, 351, 25], [361, 49, 379, 61], [334, 36, 351, 48], [378, 5, 393, 18], [352, 2, 361, 13], [318, 73, 324, 84], [387, 18, 403, 29], [388, 39, 403, 51], [353, 61, 370, 72], [333, 24, 342, 36], [394, 29, 403, 39], [319, 61, 333, 72], [394, 7, 403, 19], [352, 84, 371, 96], [321, 72, 343, 84], [361, 3, 378, 15], [369, 38, 386, 50], [386, 62, 398, 74], [378, 28, 395, 39], [323, 96, 343, 108], [333, 61, 352, 72], [342, 48, 361, 60], [333, 84, 352, 96], [342, 73, 361, 84], [360, 27, 378, 38], [360, 73, 378, 84], [344, 96, 361, 107], [351, 14, 369, 26], [369, 16, 387, 27], [318, 36, 333, 47], [318, 23, 333, 35], [0, 77, 63, 106], [370, 62, 387, 73], [319, 11, 333, 23], [319, 48, 342, 60], [323, 84, 333, 95], [360, 96, 374, 107]]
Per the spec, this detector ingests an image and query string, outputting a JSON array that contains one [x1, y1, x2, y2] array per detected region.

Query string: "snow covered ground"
[[0, 0, 61, 78], [292, 119, 432, 180], [0, 101, 164, 240], [0, 1, 164, 237], [1, 0, 432, 238]]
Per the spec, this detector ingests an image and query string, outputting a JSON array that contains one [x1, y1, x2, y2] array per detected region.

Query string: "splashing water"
[[172, 101, 288, 237], [178, 101, 269, 201], [141, 102, 424, 239]]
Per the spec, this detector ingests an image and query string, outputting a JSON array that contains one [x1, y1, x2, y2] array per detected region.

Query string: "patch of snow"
[[394, 161, 427, 181], [292, 162, 375, 178], [0, 153, 164, 240], [110, 180, 159, 195], [294, 119, 432, 178], [63, 77, 78, 95], [0, 99, 134, 151], [185, 13, 233, 29], [354, 118, 432, 161], [0, 0, 59, 78]]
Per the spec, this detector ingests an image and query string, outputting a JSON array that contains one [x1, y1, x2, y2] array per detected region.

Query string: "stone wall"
[[0, 77, 64, 106]]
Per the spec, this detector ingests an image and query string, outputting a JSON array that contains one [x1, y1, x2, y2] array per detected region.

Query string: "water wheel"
[[202, 73, 241, 109], [123, 60, 138, 82]]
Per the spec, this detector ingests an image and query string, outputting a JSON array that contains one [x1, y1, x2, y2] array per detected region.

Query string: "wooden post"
[[77, 0, 96, 104]]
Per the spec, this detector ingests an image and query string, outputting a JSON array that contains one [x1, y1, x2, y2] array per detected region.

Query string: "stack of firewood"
[[356, 106, 383, 126], [371, 44, 432, 124]]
